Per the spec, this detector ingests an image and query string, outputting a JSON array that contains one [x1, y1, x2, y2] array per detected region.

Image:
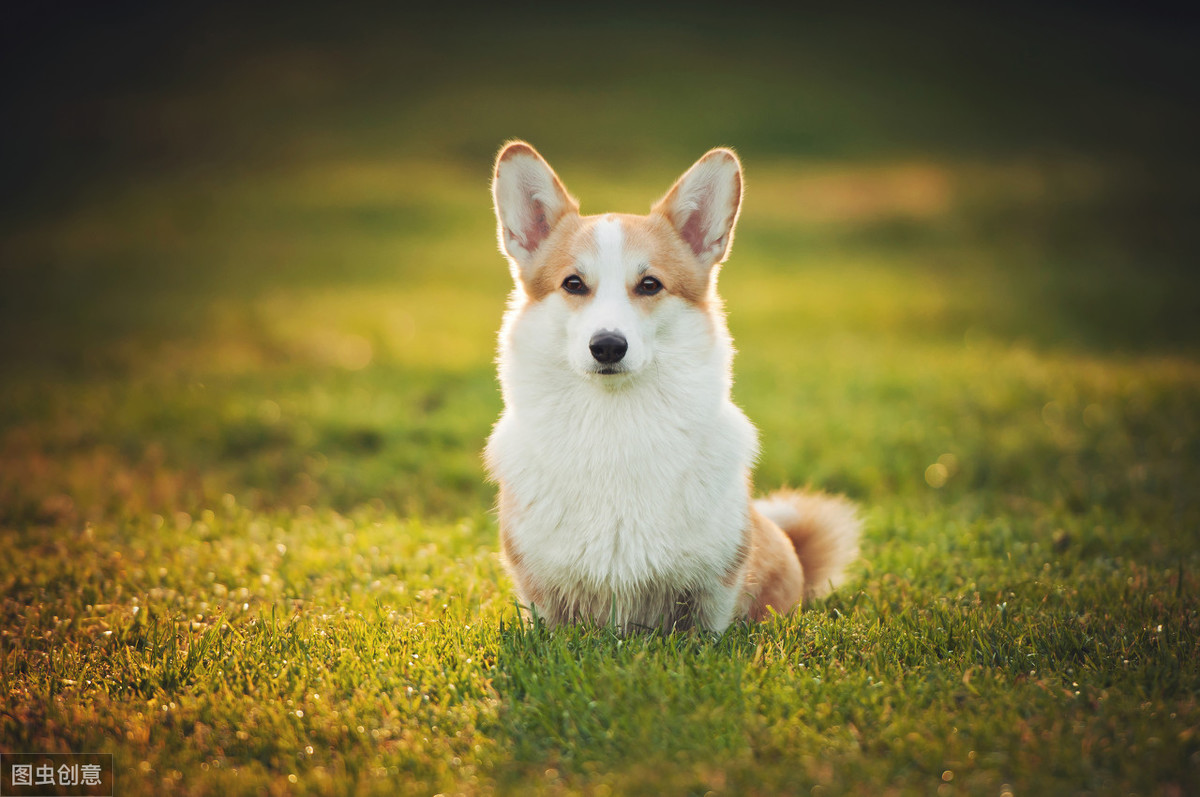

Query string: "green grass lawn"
[[2, 6, 1198, 795]]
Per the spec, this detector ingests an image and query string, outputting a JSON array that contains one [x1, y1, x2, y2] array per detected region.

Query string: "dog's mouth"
[[586, 363, 631, 378]]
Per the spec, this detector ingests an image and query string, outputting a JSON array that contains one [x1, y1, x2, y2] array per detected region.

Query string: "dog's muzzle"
[[589, 331, 627, 365]]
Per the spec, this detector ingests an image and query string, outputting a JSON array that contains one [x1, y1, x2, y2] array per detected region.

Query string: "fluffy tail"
[[753, 488, 861, 600]]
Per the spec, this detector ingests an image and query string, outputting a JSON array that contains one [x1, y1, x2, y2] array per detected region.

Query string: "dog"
[[485, 141, 861, 633]]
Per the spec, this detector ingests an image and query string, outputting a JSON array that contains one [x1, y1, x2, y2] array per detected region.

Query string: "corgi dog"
[[485, 141, 861, 634]]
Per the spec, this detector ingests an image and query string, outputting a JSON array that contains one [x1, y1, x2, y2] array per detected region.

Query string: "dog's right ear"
[[492, 142, 579, 279]]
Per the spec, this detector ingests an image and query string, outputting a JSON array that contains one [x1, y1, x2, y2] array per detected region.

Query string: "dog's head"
[[491, 142, 742, 382]]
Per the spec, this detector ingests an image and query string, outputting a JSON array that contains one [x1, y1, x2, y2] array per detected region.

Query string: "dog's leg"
[[689, 582, 741, 635]]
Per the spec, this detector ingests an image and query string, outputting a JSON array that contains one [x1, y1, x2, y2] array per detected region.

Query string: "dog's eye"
[[562, 275, 588, 295], [636, 276, 664, 296]]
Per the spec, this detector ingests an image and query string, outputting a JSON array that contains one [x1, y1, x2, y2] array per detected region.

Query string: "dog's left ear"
[[652, 148, 743, 267]]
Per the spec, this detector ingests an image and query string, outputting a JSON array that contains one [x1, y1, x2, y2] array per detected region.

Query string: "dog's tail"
[[753, 488, 861, 601]]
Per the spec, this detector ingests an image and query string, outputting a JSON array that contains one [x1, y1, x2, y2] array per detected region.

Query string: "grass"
[[2, 5, 1199, 795]]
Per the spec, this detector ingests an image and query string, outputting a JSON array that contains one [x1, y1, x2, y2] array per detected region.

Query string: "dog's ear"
[[652, 148, 743, 267], [492, 141, 579, 277]]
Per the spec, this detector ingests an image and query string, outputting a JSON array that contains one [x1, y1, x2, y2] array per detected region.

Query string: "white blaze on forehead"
[[592, 215, 625, 285]]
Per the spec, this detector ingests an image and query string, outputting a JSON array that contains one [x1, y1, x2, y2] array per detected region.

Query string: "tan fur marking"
[[620, 213, 711, 307], [523, 213, 710, 307], [497, 487, 544, 607], [497, 141, 536, 163], [758, 488, 861, 600], [523, 214, 589, 301], [742, 506, 805, 621], [497, 488, 523, 570]]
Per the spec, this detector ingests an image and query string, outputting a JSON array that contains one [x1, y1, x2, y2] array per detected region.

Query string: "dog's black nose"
[[589, 331, 627, 364]]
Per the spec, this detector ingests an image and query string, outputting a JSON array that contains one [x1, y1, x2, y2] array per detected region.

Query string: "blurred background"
[[1, 1, 1197, 527]]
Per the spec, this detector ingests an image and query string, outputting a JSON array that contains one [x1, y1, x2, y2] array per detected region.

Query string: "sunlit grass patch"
[[2, 504, 509, 793]]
